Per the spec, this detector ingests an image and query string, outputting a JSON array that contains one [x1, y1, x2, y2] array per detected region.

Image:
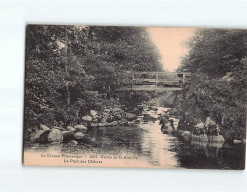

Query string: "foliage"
[[24, 25, 162, 132], [177, 29, 247, 140]]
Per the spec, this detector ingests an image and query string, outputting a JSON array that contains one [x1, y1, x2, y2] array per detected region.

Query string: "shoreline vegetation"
[[24, 26, 246, 149]]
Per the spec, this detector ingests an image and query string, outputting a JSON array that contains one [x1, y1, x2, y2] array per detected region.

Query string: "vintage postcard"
[[23, 25, 246, 169]]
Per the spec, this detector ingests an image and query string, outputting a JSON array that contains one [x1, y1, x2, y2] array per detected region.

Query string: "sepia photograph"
[[23, 25, 246, 169]]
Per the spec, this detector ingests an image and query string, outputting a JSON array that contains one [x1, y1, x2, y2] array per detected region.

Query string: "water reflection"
[[24, 106, 245, 169], [175, 139, 245, 169]]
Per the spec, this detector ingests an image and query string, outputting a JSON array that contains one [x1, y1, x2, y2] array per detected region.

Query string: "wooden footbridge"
[[116, 71, 191, 91]]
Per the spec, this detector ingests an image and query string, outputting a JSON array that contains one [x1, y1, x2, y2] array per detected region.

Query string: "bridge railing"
[[116, 71, 191, 91]]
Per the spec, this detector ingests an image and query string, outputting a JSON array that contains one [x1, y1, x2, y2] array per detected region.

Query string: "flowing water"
[[25, 107, 246, 169]]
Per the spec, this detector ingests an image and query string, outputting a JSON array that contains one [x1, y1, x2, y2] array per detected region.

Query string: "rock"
[[70, 140, 78, 145], [161, 123, 174, 134], [125, 112, 137, 121], [143, 114, 156, 122], [177, 130, 184, 136], [233, 140, 242, 144], [40, 129, 63, 143], [40, 125, 50, 131], [62, 131, 74, 143], [100, 118, 107, 123], [205, 117, 220, 135], [89, 122, 99, 128], [208, 135, 225, 143], [195, 122, 205, 129], [90, 110, 97, 116], [110, 121, 118, 126], [73, 132, 85, 139], [62, 131, 71, 135], [103, 109, 111, 112], [177, 118, 189, 131], [98, 123, 108, 127], [74, 125, 87, 130], [181, 131, 191, 141], [67, 126, 76, 131], [118, 119, 128, 126], [191, 133, 208, 142], [30, 130, 45, 142], [220, 72, 233, 83], [82, 115, 92, 121]]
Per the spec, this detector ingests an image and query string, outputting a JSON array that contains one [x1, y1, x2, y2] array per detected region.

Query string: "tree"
[[24, 25, 162, 133], [177, 29, 247, 140]]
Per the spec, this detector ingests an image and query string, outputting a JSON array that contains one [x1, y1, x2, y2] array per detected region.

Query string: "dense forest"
[[24, 25, 162, 138], [176, 29, 247, 141]]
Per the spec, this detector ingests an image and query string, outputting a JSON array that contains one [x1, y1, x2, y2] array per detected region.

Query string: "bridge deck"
[[115, 72, 190, 92], [116, 85, 182, 91]]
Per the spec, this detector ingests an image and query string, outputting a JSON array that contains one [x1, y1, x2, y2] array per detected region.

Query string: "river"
[[24, 107, 245, 169]]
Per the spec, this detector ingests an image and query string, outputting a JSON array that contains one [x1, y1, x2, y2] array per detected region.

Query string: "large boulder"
[[208, 135, 225, 143], [40, 125, 50, 131], [125, 112, 137, 121], [40, 128, 63, 143], [30, 130, 45, 142]]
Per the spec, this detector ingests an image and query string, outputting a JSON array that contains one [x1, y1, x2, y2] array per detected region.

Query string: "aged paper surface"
[[23, 25, 246, 169]]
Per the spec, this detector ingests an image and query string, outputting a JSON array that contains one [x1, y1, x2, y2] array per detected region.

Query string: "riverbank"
[[24, 105, 246, 169]]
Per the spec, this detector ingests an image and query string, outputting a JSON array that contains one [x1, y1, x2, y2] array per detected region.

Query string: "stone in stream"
[[160, 120, 174, 134], [39, 128, 63, 143], [125, 112, 137, 121]]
